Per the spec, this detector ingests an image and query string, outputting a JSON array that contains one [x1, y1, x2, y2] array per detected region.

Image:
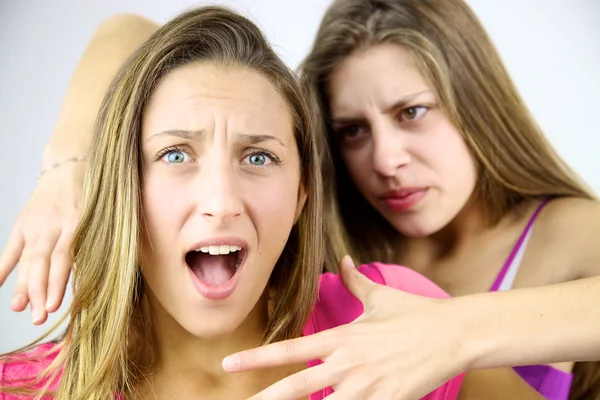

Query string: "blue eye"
[[249, 154, 266, 165], [167, 151, 185, 163], [242, 151, 278, 167], [162, 150, 187, 164]]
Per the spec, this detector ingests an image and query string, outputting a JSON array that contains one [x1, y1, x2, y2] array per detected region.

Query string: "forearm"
[[456, 275, 600, 370], [43, 14, 159, 165]]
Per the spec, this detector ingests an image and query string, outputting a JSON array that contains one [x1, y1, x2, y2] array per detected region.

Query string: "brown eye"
[[404, 107, 418, 119], [399, 106, 428, 122]]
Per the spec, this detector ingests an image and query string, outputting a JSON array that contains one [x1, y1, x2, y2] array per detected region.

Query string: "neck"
[[137, 291, 303, 399], [400, 194, 494, 266]]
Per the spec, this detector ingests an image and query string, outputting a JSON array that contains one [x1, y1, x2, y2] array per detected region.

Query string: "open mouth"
[[185, 244, 246, 290]]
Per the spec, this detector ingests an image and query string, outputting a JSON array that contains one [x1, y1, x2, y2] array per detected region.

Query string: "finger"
[[46, 227, 74, 312], [223, 331, 335, 372], [324, 388, 394, 400], [27, 234, 59, 324], [11, 252, 29, 312], [339, 255, 378, 304], [0, 228, 25, 286], [246, 362, 337, 400]]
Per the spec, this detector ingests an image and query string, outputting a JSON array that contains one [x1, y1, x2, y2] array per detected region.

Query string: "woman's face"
[[328, 44, 477, 237], [139, 63, 305, 339]]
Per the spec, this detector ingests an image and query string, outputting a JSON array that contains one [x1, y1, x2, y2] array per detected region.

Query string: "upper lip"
[[379, 188, 427, 199], [187, 237, 248, 253]]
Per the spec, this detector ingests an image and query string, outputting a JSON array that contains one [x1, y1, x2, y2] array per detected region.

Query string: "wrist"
[[41, 141, 87, 178], [39, 155, 87, 179], [42, 139, 89, 168], [443, 295, 494, 372]]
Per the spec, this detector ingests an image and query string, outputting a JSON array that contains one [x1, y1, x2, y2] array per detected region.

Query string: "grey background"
[[1, 0, 599, 352]]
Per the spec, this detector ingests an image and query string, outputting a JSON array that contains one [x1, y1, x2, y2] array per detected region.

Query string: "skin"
[[2, 13, 600, 400], [330, 44, 478, 239], [134, 63, 307, 398], [329, 45, 597, 324], [226, 45, 600, 399]]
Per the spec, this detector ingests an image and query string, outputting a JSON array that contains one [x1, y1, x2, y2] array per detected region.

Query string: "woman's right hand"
[[0, 13, 159, 326], [0, 159, 85, 325]]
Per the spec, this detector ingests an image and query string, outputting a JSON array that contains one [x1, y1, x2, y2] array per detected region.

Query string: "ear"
[[294, 181, 308, 224]]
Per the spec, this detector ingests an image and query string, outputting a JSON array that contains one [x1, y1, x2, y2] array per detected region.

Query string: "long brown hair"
[[0, 6, 324, 400], [300, 0, 598, 398]]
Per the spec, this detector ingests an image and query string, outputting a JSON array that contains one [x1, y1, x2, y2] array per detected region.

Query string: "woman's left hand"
[[222, 257, 468, 400]]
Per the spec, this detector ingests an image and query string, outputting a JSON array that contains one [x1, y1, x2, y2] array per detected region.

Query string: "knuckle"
[[12, 219, 24, 233], [284, 341, 297, 361], [24, 252, 47, 266], [290, 373, 309, 391], [325, 327, 344, 342], [51, 247, 70, 264], [28, 286, 44, 300]]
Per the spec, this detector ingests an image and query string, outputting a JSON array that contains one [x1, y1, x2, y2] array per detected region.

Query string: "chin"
[[179, 314, 245, 339], [391, 216, 445, 238]]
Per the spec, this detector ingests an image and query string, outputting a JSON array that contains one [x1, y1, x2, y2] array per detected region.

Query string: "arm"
[[460, 275, 600, 370], [0, 13, 159, 325], [222, 259, 547, 400], [460, 198, 600, 370], [43, 13, 160, 163]]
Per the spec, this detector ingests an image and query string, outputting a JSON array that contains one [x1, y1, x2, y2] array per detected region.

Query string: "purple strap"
[[490, 199, 549, 292]]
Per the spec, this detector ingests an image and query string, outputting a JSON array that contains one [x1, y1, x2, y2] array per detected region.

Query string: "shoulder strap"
[[490, 199, 549, 292]]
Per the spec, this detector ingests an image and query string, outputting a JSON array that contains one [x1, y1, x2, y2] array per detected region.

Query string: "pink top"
[[1, 263, 463, 399], [304, 263, 464, 399]]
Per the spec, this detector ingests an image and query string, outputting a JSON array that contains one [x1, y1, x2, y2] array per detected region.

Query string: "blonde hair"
[[300, 0, 598, 398], [1, 6, 324, 400]]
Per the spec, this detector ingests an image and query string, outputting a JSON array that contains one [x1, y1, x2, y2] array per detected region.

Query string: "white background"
[[0, 0, 598, 352]]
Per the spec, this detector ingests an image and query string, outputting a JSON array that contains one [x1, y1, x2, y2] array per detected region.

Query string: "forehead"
[[328, 44, 431, 113], [142, 63, 294, 140]]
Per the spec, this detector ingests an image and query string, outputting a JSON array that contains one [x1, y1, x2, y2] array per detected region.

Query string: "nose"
[[196, 160, 244, 223], [371, 124, 411, 177]]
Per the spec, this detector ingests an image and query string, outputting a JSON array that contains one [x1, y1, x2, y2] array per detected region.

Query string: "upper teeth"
[[196, 245, 242, 255]]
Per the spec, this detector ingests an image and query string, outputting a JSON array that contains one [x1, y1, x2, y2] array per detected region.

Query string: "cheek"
[[141, 171, 189, 249], [243, 171, 301, 235], [431, 129, 478, 194]]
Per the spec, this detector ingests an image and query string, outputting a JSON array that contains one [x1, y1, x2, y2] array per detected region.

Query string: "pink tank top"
[[304, 263, 464, 399], [1, 263, 463, 399]]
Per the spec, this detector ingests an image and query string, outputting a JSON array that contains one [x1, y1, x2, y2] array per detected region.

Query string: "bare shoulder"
[[539, 196, 600, 233], [535, 196, 600, 278]]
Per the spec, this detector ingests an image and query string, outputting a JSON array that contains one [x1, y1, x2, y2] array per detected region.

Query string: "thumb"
[[339, 255, 378, 305]]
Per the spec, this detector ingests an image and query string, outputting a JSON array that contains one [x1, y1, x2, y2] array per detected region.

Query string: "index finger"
[[223, 330, 336, 373]]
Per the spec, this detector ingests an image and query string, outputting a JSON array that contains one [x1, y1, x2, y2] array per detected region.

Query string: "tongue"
[[187, 252, 237, 287]]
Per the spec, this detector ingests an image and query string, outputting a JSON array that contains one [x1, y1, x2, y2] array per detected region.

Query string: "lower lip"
[[187, 262, 244, 300], [382, 189, 428, 212]]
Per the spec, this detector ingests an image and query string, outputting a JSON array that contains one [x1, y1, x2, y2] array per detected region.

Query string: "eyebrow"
[[144, 129, 204, 143], [143, 129, 286, 147], [236, 133, 286, 147], [331, 90, 433, 126]]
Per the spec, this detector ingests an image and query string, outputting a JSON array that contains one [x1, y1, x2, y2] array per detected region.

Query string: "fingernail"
[[11, 294, 24, 307], [32, 307, 44, 324], [342, 255, 355, 268], [222, 355, 239, 371]]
